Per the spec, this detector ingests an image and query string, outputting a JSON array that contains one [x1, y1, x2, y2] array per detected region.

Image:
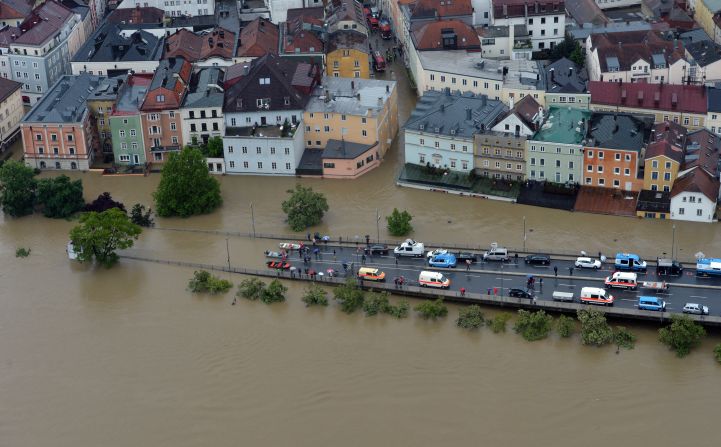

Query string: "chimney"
[[466, 107, 472, 120], [386, 84, 390, 93], [569, 67, 573, 77], [351, 80, 355, 90]]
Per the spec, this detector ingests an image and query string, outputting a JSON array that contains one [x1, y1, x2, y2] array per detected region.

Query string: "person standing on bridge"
[[460, 287, 466, 297], [569, 266, 574, 276], [466, 259, 471, 271], [554, 266, 558, 277]]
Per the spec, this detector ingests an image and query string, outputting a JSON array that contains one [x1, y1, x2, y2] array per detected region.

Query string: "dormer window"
[[156, 94, 164, 102], [284, 97, 290, 105], [259, 77, 270, 85]]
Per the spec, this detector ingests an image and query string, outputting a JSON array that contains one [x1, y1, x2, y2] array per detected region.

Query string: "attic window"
[[284, 97, 290, 105], [259, 77, 270, 85], [156, 94, 164, 102]]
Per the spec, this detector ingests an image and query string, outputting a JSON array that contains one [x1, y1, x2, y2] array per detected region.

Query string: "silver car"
[[682, 303, 709, 315]]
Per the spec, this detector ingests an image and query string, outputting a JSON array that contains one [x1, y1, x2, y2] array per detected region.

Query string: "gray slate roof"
[[306, 77, 395, 117], [708, 86, 721, 113], [73, 23, 164, 63], [545, 57, 587, 94], [322, 139, 375, 159], [24, 74, 104, 123], [404, 90, 508, 139], [586, 112, 653, 151], [685, 40, 721, 67], [183, 67, 225, 109]]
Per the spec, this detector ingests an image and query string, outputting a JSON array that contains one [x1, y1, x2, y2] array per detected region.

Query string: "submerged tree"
[[0, 160, 37, 217], [69, 208, 141, 267]]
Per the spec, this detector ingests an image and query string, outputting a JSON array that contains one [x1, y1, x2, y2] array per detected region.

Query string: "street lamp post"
[[671, 224, 676, 259], [376, 208, 381, 243], [225, 237, 231, 271], [523, 216, 526, 252], [250, 202, 256, 238], [500, 263, 504, 298]]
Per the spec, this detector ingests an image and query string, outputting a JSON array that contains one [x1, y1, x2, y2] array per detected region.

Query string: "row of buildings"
[[21, 52, 398, 177], [402, 86, 721, 222]]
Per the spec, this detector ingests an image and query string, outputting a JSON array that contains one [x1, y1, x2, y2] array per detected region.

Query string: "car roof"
[[577, 256, 592, 261], [684, 302, 699, 307], [359, 267, 378, 273]]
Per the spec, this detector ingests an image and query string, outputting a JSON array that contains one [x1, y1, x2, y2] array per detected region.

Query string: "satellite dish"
[[695, 252, 705, 260]]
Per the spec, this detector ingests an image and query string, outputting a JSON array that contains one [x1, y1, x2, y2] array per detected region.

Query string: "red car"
[[267, 261, 291, 270]]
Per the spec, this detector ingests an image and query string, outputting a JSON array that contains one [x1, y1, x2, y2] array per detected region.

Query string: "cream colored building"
[[414, 50, 546, 106], [0, 77, 23, 151], [303, 77, 399, 160]]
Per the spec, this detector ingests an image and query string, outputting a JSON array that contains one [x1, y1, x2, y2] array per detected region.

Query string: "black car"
[[508, 288, 533, 299], [525, 254, 551, 266], [365, 244, 389, 255], [454, 252, 478, 263]]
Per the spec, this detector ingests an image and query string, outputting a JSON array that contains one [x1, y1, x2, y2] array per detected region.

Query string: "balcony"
[[513, 39, 532, 50], [225, 122, 298, 139]]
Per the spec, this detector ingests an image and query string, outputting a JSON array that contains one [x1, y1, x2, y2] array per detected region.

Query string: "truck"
[[393, 239, 425, 257]]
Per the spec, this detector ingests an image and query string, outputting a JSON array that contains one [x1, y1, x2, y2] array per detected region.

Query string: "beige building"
[[303, 77, 398, 161], [0, 77, 23, 152]]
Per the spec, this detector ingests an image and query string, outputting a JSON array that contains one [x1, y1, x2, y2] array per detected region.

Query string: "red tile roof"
[[236, 17, 279, 58], [14, 0, 73, 46], [282, 11, 324, 54], [107, 6, 164, 24], [492, 0, 565, 18], [512, 95, 542, 130], [590, 30, 685, 73], [645, 120, 687, 163], [671, 166, 719, 201], [589, 81, 707, 114], [0, 0, 32, 20], [412, 0, 473, 19], [412, 19, 480, 50], [684, 128, 721, 176], [165, 28, 235, 62], [0, 76, 20, 103]]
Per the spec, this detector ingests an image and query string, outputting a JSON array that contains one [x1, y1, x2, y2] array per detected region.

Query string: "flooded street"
[[2, 56, 721, 446]]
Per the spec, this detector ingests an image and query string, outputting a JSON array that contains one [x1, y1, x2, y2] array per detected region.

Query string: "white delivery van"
[[418, 271, 451, 289], [482, 242, 509, 261], [552, 291, 574, 302], [604, 272, 638, 290], [394, 239, 425, 257], [580, 287, 614, 306]]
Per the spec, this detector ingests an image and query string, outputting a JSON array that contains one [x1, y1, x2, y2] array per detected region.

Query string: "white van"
[[418, 271, 450, 289], [604, 272, 638, 290], [394, 239, 425, 257], [482, 243, 509, 261], [580, 287, 614, 306]]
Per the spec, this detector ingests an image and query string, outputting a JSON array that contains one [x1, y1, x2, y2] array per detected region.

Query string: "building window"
[[119, 130, 125, 137], [679, 207, 685, 215], [242, 146, 247, 154], [286, 163, 291, 170], [256, 147, 261, 154], [228, 146, 234, 153], [243, 161, 249, 168], [170, 122, 176, 131], [156, 94, 164, 102], [362, 130, 367, 137], [257, 162, 263, 169], [420, 138, 424, 145], [119, 154, 130, 162]]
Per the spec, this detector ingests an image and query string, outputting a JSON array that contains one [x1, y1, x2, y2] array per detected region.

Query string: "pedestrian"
[[466, 259, 471, 271], [569, 266, 574, 276], [460, 287, 466, 297], [539, 277, 543, 288], [361, 253, 366, 265], [514, 253, 519, 264], [307, 233, 311, 241], [493, 287, 498, 295], [487, 288, 492, 295], [394, 277, 399, 288], [232, 297, 236, 305], [554, 266, 558, 277], [532, 295, 537, 305], [395, 256, 398, 265]]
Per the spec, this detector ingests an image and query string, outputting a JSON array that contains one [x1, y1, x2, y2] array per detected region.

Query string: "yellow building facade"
[[326, 30, 370, 79], [303, 77, 398, 158]]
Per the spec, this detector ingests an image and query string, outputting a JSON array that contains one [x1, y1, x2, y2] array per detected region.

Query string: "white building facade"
[[117, 0, 215, 17]]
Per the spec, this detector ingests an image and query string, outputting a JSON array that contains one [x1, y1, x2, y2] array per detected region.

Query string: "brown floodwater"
[[2, 60, 721, 446]]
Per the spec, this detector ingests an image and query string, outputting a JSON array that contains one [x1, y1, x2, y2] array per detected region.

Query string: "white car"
[[683, 303, 709, 315], [426, 248, 448, 259], [575, 256, 601, 269]]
